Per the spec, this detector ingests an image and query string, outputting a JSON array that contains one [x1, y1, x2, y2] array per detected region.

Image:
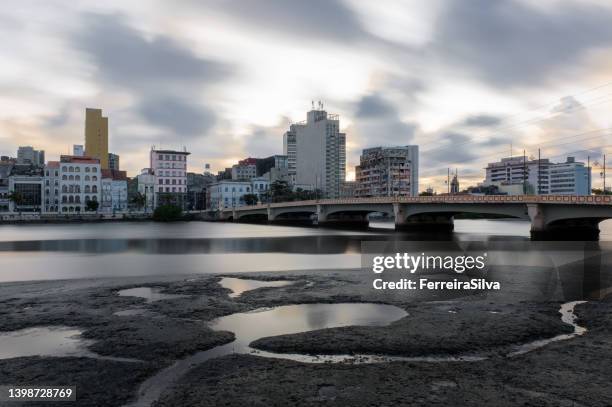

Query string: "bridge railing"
[[222, 194, 612, 212]]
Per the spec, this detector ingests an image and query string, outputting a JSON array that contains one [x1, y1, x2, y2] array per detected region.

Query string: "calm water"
[[128, 302, 408, 407], [0, 220, 611, 283]]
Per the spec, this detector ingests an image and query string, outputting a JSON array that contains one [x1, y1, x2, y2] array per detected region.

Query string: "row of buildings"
[[480, 155, 591, 196], [0, 105, 597, 216], [207, 106, 421, 209], [0, 108, 194, 214]]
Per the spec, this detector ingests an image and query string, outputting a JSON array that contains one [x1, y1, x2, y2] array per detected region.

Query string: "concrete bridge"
[[215, 195, 612, 240]]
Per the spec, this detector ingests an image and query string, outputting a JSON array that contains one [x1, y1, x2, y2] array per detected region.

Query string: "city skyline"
[[2, 1, 612, 191]]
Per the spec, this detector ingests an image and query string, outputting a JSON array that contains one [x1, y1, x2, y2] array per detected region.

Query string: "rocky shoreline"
[[0, 270, 610, 406]]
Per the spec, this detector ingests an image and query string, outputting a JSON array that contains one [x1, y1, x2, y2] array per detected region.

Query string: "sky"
[[1, 0, 612, 191]]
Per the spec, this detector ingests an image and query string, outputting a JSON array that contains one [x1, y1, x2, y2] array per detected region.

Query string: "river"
[[0, 219, 611, 283]]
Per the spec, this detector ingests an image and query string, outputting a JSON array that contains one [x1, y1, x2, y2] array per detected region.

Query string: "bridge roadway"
[[214, 195, 612, 240]]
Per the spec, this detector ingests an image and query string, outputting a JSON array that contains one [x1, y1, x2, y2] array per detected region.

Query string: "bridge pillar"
[[316, 204, 327, 223], [527, 203, 600, 240], [393, 203, 454, 232], [316, 204, 369, 229]]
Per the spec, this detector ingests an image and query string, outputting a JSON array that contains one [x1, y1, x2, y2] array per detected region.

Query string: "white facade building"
[[207, 180, 252, 210], [484, 156, 590, 195], [58, 155, 101, 213], [288, 108, 346, 198], [549, 157, 591, 195], [101, 169, 128, 213], [251, 177, 270, 200], [43, 161, 60, 213], [137, 169, 156, 212], [150, 148, 190, 208]]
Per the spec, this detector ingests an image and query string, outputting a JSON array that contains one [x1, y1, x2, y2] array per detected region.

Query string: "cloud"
[[242, 116, 292, 158], [69, 12, 236, 146], [355, 94, 396, 118], [462, 114, 502, 128], [352, 93, 417, 146], [432, 0, 612, 87], [204, 0, 372, 43], [73, 13, 231, 91], [138, 96, 216, 137]]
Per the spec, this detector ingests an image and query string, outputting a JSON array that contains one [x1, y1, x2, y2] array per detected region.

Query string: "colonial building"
[[58, 155, 101, 213], [101, 169, 128, 213]]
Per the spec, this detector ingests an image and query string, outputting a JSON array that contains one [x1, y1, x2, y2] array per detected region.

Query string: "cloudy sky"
[[1, 0, 612, 191]]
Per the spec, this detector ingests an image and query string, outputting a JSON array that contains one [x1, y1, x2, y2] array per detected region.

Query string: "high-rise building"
[[84, 108, 109, 169], [150, 147, 190, 208], [17, 146, 44, 167], [108, 153, 120, 171], [283, 128, 297, 182], [355, 146, 419, 197], [287, 107, 346, 198]]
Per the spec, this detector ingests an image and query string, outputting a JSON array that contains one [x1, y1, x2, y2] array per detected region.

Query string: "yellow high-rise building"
[[84, 108, 109, 169]]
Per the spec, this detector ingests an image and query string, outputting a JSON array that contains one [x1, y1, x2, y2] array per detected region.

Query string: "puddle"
[[113, 308, 149, 317], [508, 301, 588, 357], [117, 287, 188, 303], [127, 300, 589, 406], [127, 303, 409, 406], [219, 277, 294, 298], [0, 326, 138, 362]]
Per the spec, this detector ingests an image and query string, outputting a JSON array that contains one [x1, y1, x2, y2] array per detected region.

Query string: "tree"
[[86, 200, 99, 212], [153, 204, 183, 222], [8, 191, 24, 214], [269, 180, 294, 202], [243, 193, 259, 205], [131, 192, 146, 211]]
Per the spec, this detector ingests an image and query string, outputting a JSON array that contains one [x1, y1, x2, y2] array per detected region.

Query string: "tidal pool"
[[127, 302, 408, 406], [117, 287, 188, 303], [0, 326, 137, 362], [219, 277, 294, 298]]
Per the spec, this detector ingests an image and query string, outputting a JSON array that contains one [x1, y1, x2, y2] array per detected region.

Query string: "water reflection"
[[127, 303, 407, 407], [117, 287, 188, 303], [0, 326, 136, 362], [219, 277, 294, 298]]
